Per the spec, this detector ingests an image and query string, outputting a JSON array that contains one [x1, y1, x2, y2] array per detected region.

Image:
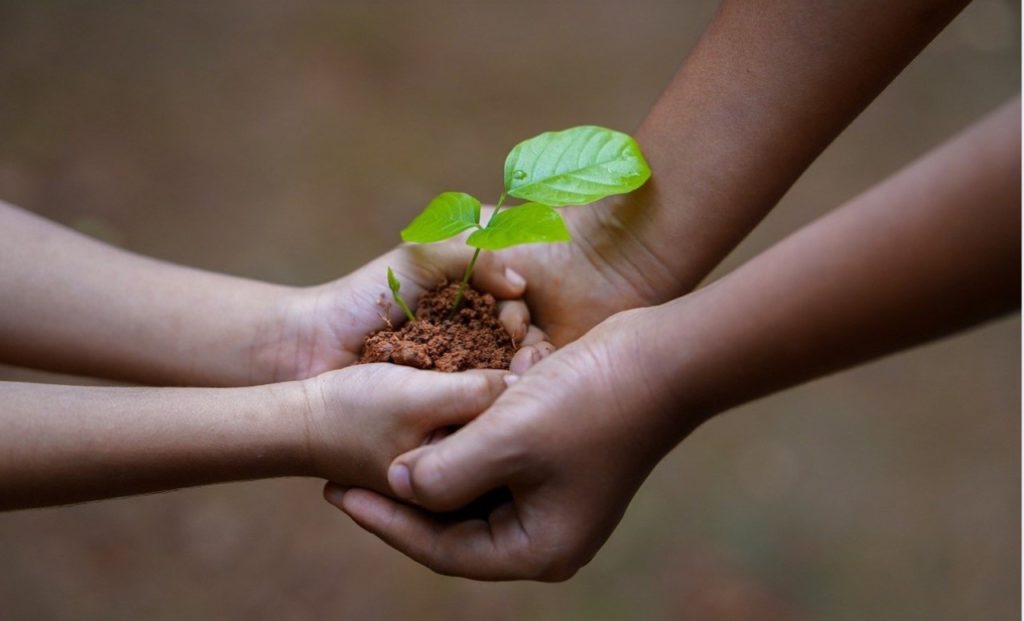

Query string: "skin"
[[328, 100, 1020, 581], [474, 0, 971, 345], [0, 202, 542, 386], [0, 364, 509, 510], [0, 192, 554, 509]]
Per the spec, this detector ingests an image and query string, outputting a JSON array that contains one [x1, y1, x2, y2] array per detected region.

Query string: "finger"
[[509, 346, 541, 376], [521, 325, 549, 347], [333, 488, 535, 580], [534, 341, 556, 359], [323, 481, 348, 503], [472, 253, 526, 299], [498, 300, 529, 343], [403, 369, 509, 428], [388, 417, 518, 512], [424, 426, 454, 445]]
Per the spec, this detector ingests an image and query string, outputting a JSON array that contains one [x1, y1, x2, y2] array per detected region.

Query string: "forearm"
[[0, 379, 309, 509], [649, 100, 1019, 426], [591, 0, 970, 299], [0, 203, 295, 385]]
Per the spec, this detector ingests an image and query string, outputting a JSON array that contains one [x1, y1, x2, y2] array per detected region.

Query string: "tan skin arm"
[[0, 203, 535, 385], [0, 0, 970, 382], [0, 365, 509, 511], [330, 100, 1020, 581], [497, 0, 972, 343]]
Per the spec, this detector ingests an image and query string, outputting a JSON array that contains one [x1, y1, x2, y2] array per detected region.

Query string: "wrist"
[[246, 285, 321, 384], [615, 302, 725, 447], [639, 290, 745, 422], [566, 197, 689, 308], [245, 380, 317, 478]]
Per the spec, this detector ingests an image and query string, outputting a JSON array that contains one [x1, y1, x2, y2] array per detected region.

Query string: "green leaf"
[[387, 266, 401, 294], [467, 203, 571, 250], [401, 192, 481, 243], [504, 126, 651, 207]]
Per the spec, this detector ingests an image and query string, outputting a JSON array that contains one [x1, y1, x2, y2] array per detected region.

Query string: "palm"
[[265, 242, 480, 381], [488, 205, 663, 345]]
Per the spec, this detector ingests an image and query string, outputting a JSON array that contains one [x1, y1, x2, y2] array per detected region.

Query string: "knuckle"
[[461, 374, 496, 410], [411, 454, 453, 508]]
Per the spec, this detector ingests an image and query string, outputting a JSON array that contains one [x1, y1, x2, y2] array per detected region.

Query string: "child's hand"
[[298, 363, 512, 494], [252, 239, 549, 383]]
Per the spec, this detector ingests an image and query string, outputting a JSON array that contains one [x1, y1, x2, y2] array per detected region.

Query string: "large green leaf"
[[467, 203, 571, 250], [503, 126, 651, 207], [401, 192, 481, 243]]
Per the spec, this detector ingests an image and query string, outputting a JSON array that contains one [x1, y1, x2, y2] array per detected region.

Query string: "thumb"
[[388, 417, 517, 512]]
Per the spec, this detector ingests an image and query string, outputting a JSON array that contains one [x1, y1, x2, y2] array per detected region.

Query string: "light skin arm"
[[0, 0, 969, 382], [0, 364, 509, 511], [0, 202, 535, 385], [487, 0, 972, 344], [329, 100, 1020, 580]]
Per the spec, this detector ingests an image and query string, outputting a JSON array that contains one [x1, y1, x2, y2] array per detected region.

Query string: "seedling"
[[389, 125, 651, 318], [387, 266, 415, 323]]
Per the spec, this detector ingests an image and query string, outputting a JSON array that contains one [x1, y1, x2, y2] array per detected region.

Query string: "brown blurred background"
[[0, 1, 1019, 619]]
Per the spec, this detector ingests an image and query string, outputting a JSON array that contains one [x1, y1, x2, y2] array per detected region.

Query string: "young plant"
[[389, 125, 651, 319]]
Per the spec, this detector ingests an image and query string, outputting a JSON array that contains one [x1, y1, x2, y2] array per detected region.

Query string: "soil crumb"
[[359, 282, 516, 372]]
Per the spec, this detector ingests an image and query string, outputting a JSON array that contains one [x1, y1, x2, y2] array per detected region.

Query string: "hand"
[[299, 364, 512, 494], [250, 197, 676, 382], [324, 306, 703, 580], [251, 240, 544, 383], [474, 201, 681, 345]]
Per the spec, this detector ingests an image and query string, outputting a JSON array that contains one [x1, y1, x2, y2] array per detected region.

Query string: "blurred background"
[[0, 1, 1019, 619]]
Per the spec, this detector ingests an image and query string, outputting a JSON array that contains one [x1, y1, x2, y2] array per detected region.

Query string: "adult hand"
[[474, 202, 680, 345], [324, 306, 701, 581]]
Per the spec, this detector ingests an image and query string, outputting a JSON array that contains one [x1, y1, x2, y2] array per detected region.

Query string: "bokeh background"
[[0, 1, 1019, 619]]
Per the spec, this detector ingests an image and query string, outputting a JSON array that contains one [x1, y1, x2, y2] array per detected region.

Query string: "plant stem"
[[394, 292, 416, 323], [448, 192, 507, 318]]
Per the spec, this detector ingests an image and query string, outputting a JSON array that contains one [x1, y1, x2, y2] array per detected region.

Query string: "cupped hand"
[[324, 306, 705, 581], [252, 240, 544, 382], [300, 364, 512, 494], [472, 200, 680, 345]]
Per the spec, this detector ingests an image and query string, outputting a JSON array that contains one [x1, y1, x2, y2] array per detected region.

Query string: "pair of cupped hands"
[[271, 206, 687, 581]]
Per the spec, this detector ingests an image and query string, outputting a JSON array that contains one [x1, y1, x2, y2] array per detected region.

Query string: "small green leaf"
[[387, 266, 401, 294], [386, 266, 415, 323], [401, 192, 481, 243], [467, 203, 571, 250], [504, 126, 651, 207]]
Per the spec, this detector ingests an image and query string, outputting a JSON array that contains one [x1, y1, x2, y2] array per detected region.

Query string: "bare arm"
[[0, 204, 291, 385], [504, 0, 972, 343], [0, 380, 304, 509], [619, 0, 974, 294], [0, 364, 507, 511], [0, 204, 532, 385], [649, 97, 1020, 417], [333, 100, 1020, 581]]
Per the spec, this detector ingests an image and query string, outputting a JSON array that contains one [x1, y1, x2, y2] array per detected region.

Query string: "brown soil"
[[359, 282, 517, 372]]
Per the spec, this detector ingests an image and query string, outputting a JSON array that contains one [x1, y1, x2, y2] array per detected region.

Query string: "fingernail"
[[505, 268, 526, 290], [510, 346, 535, 375], [388, 464, 414, 501], [504, 373, 519, 387]]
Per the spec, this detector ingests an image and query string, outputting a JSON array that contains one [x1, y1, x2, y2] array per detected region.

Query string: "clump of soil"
[[359, 282, 517, 372]]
